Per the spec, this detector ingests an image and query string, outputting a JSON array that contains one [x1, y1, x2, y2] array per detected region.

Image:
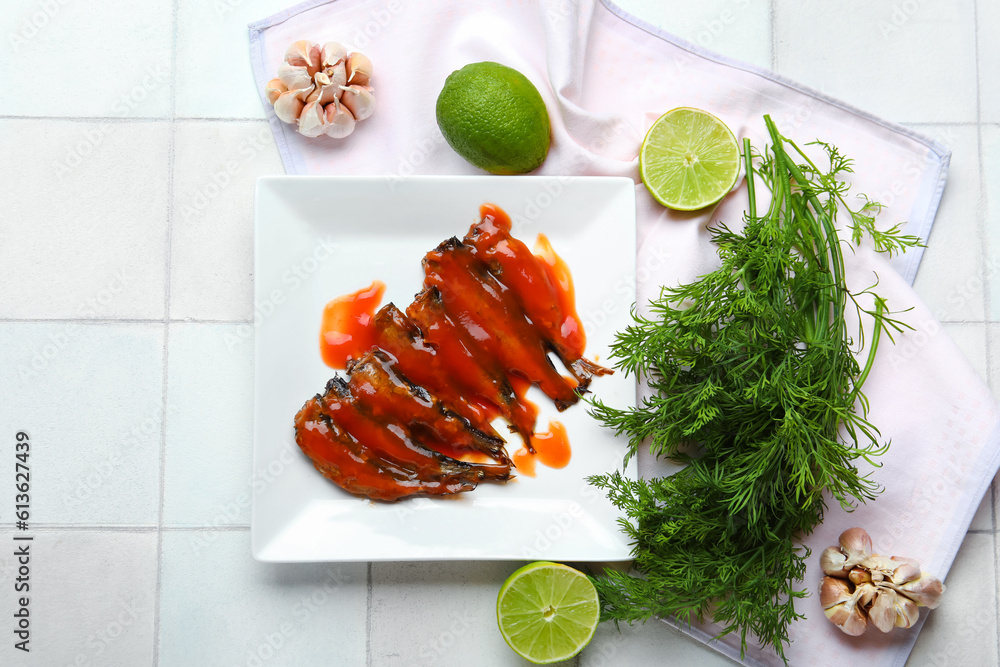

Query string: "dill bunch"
[[588, 115, 920, 662]]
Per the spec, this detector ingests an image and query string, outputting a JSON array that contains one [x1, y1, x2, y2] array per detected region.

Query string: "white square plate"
[[252, 175, 637, 562]]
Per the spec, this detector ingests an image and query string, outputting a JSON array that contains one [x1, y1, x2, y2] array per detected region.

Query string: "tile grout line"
[[971, 0, 1000, 660], [769, 0, 776, 71], [0, 318, 253, 325], [0, 115, 265, 122], [152, 3, 180, 665], [0, 524, 251, 531], [366, 562, 373, 667]]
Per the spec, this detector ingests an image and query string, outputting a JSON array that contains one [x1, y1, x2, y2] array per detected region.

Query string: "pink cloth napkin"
[[249, 1, 998, 665]]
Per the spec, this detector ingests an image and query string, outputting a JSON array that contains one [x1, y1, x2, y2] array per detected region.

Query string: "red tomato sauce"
[[319, 280, 385, 368]]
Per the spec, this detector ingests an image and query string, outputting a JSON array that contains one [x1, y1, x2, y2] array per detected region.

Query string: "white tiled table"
[[0, 1, 996, 665]]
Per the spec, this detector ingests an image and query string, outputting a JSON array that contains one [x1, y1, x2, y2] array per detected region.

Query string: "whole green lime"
[[436, 62, 551, 175]]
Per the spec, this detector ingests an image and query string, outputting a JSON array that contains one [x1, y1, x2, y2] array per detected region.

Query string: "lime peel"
[[435, 61, 551, 175]]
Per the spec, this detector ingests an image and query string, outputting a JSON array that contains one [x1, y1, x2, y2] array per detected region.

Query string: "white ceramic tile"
[[0, 323, 163, 525], [0, 530, 157, 666], [0, 120, 169, 319], [163, 323, 254, 526], [613, 0, 772, 69], [942, 322, 988, 382], [370, 561, 528, 666], [980, 0, 1000, 123], [911, 124, 984, 321], [581, 617, 733, 667], [911, 533, 998, 666], [984, 127, 1000, 320], [158, 531, 366, 666], [175, 0, 294, 118], [169, 121, 284, 320], [0, 0, 172, 117], [773, 0, 977, 123]]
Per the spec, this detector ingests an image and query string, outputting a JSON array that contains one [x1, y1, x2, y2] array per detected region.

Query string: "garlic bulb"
[[264, 39, 374, 139], [819, 527, 945, 636]]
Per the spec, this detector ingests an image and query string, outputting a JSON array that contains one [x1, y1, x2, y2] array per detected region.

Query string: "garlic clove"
[[273, 90, 304, 124], [895, 574, 945, 609], [824, 602, 868, 636], [293, 84, 316, 102], [297, 100, 329, 138], [855, 581, 878, 609], [324, 99, 356, 138], [869, 589, 898, 633], [310, 72, 340, 106], [346, 51, 373, 86], [893, 594, 920, 628], [820, 577, 853, 609], [265, 78, 288, 104], [321, 41, 348, 68], [820, 546, 851, 578], [339, 85, 375, 121], [838, 527, 873, 560], [284, 40, 321, 75], [324, 62, 348, 90], [889, 562, 922, 586], [848, 567, 872, 586], [277, 62, 313, 92]]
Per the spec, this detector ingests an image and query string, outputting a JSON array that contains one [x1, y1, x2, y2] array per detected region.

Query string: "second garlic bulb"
[[265, 40, 374, 139]]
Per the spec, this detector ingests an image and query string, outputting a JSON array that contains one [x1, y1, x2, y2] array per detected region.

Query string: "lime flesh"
[[496, 561, 600, 664], [639, 107, 741, 211]]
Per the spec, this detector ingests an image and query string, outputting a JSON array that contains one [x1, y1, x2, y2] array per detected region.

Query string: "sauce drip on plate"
[[320, 280, 385, 368], [511, 420, 572, 478]]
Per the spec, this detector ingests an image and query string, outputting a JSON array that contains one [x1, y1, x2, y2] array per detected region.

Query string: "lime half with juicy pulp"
[[639, 107, 741, 211], [496, 561, 600, 664]]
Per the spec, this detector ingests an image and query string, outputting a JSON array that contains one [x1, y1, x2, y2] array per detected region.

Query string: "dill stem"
[[743, 137, 756, 220]]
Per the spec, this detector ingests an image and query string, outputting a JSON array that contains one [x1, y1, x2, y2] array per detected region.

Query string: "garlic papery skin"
[[273, 90, 304, 124], [346, 52, 372, 85], [339, 85, 375, 121], [266, 40, 374, 139], [324, 100, 356, 138], [893, 574, 946, 609], [265, 78, 287, 104]]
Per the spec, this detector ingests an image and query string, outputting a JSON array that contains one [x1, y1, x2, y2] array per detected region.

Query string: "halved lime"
[[639, 107, 741, 211], [496, 561, 600, 664]]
